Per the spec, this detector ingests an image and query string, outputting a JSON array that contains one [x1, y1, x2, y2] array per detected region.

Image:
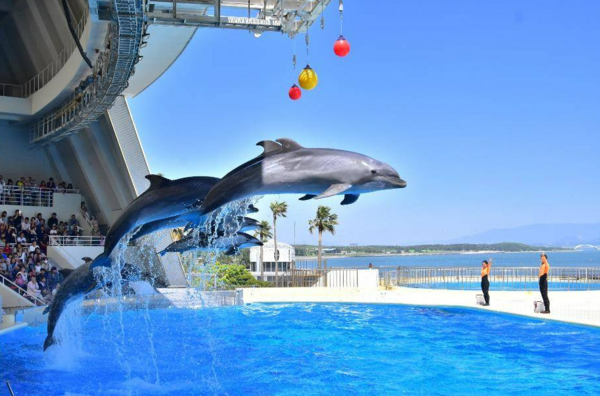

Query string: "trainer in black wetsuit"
[[481, 259, 492, 306], [539, 254, 550, 314]]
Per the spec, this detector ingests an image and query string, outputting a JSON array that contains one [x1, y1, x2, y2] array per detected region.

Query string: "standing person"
[[539, 253, 551, 314], [481, 259, 492, 306]]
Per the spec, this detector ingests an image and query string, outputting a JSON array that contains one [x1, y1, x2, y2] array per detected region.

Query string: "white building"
[[249, 240, 295, 281]]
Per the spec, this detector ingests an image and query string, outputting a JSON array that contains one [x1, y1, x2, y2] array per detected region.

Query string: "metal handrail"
[[0, 5, 89, 98], [30, 0, 145, 145], [0, 186, 80, 207], [0, 274, 48, 307], [49, 235, 104, 246], [379, 266, 600, 291]]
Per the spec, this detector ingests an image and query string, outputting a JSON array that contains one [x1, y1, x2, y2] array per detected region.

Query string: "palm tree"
[[308, 206, 339, 270], [270, 201, 288, 286], [254, 220, 272, 281]]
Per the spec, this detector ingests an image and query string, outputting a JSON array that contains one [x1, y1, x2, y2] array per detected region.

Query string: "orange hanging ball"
[[298, 65, 318, 90], [334, 35, 351, 57], [288, 84, 302, 100]]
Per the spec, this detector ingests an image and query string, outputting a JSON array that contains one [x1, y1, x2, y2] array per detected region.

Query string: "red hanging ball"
[[334, 35, 351, 57], [288, 84, 302, 100]]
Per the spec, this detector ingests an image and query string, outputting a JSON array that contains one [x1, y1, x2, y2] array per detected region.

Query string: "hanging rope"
[[305, 32, 310, 65], [320, 1, 325, 29], [339, 0, 344, 35]]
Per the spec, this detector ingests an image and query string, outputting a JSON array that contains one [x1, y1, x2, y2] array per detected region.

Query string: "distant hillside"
[[294, 243, 567, 257], [451, 223, 600, 247]]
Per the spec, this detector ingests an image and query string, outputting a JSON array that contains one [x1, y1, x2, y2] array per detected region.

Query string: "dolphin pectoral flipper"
[[341, 194, 360, 205], [315, 183, 352, 200], [299, 194, 317, 201]]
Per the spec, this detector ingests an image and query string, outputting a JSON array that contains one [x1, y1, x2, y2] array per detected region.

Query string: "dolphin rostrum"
[[158, 232, 262, 256], [43, 259, 154, 351], [200, 138, 407, 214], [43, 258, 97, 350], [91, 175, 220, 269]]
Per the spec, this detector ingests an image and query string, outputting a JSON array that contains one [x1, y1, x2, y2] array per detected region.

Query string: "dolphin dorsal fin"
[[256, 140, 283, 156], [276, 138, 303, 151], [145, 174, 171, 190]]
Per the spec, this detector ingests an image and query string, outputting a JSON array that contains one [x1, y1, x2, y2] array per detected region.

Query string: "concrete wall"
[[0, 282, 34, 309], [48, 245, 104, 270], [0, 123, 54, 180]]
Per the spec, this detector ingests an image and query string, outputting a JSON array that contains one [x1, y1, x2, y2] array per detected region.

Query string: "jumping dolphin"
[[43, 257, 97, 350], [200, 138, 407, 214], [91, 175, 220, 269], [44, 259, 155, 350], [130, 206, 260, 242], [158, 232, 262, 256]]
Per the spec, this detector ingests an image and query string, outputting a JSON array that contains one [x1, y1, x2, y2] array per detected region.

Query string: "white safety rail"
[[147, 0, 332, 37], [379, 266, 600, 291], [0, 4, 89, 98], [31, 0, 146, 145], [0, 186, 80, 207], [49, 236, 104, 246], [0, 275, 47, 308]]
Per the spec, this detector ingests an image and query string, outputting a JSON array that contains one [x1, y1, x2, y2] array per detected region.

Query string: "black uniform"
[[539, 273, 550, 312], [481, 274, 490, 306]]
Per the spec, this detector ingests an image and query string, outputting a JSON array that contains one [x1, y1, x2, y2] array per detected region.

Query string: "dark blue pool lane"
[[1, 303, 600, 396]]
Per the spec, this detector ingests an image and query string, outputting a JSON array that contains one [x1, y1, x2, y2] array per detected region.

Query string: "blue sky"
[[129, 0, 600, 245]]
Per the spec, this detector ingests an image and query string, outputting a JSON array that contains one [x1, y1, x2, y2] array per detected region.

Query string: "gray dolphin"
[[43, 258, 97, 350], [200, 138, 406, 214], [159, 232, 262, 256], [130, 205, 260, 242], [91, 175, 220, 269], [43, 259, 156, 350]]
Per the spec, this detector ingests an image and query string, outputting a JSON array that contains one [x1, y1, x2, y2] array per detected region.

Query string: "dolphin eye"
[[371, 170, 377, 175]]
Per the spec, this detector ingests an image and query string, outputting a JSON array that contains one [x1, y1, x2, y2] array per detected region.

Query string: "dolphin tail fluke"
[[90, 253, 111, 269], [43, 335, 56, 351]]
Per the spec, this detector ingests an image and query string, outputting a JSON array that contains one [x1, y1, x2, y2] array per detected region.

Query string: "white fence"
[[0, 186, 80, 207], [49, 236, 104, 246]]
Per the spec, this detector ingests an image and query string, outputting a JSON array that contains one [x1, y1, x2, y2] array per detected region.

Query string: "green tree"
[[254, 220, 273, 281], [270, 201, 288, 286], [309, 206, 339, 269]]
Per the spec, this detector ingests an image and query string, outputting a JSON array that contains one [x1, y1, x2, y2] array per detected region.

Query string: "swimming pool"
[[2, 303, 600, 395]]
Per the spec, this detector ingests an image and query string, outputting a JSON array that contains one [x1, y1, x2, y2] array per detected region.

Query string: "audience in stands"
[[0, 175, 78, 206], [0, 210, 99, 304]]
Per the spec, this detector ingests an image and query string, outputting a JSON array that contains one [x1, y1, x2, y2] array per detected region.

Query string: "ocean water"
[[317, 250, 600, 268], [2, 303, 600, 396]]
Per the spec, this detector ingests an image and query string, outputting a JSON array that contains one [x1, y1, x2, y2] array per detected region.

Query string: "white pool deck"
[[241, 287, 600, 328], [2, 287, 600, 335]]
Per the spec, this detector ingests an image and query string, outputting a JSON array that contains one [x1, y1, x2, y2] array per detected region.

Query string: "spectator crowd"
[[0, 211, 89, 303], [0, 175, 78, 207]]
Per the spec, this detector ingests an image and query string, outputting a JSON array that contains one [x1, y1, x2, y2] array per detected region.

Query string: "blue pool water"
[[2, 303, 600, 396]]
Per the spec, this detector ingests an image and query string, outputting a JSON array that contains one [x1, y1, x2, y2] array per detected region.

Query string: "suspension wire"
[[305, 32, 310, 65], [320, 1, 325, 29], [339, 0, 344, 35]]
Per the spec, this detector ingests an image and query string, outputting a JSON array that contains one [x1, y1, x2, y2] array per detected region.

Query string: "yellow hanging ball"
[[298, 65, 318, 90]]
